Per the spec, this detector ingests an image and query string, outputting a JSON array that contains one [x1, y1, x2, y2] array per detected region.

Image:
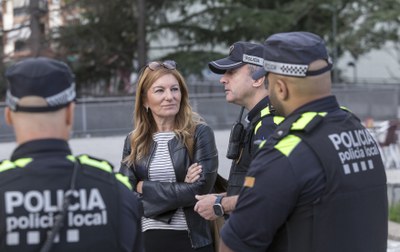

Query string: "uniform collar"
[[289, 95, 339, 116], [11, 139, 72, 161], [246, 96, 270, 123]]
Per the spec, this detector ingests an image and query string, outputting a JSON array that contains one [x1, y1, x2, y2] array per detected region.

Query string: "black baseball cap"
[[263, 31, 332, 77], [208, 41, 266, 79], [5, 57, 76, 112]]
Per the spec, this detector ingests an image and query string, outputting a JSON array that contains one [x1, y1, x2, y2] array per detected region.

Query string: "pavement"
[[1, 130, 400, 247]]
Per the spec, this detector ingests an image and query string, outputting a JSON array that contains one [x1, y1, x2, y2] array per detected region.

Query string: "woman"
[[119, 60, 218, 252]]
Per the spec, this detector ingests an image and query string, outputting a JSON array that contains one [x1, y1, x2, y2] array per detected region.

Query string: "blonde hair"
[[124, 62, 203, 166]]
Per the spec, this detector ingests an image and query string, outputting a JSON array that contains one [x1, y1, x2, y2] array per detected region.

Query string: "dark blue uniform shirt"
[[221, 96, 387, 251], [226, 96, 280, 196]]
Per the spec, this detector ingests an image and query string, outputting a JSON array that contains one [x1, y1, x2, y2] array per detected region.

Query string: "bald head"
[[268, 59, 332, 117], [5, 100, 75, 144]]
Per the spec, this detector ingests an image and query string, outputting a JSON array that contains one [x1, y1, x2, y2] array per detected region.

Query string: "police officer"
[[195, 42, 281, 219], [220, 32, 388, 252], [0, 57, 143, 252]]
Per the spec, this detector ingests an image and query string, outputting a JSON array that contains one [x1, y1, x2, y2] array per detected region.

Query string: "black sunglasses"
[[147, 60, 177, 71]]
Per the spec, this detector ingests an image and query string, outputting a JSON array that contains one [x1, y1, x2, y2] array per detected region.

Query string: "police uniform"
[[226, 96, 282, 196], [0, 139, 143, 252], [1, 57, 144, 252], [207, 41, 282, 197], [221, 96, 388, 252]]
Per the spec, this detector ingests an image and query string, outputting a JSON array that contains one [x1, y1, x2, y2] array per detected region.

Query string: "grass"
[[389, 203, 400, 223]]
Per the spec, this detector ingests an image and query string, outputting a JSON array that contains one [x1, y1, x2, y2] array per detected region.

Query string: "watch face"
[[213, 203, 224, 217]]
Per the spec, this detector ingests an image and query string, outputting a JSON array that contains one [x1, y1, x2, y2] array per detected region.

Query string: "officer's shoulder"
[[75, 154, 132, 191], [259, 112, 326, 155]]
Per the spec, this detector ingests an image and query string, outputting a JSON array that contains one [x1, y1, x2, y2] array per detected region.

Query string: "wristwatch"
[[213, 195, 225, 217]]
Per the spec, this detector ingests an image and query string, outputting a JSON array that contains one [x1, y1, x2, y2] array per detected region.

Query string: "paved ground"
[[1, 130, 400, 250]]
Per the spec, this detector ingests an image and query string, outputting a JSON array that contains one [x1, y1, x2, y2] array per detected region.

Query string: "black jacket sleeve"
[[118, 133, 139, 190], [141, 124, 219, 218]]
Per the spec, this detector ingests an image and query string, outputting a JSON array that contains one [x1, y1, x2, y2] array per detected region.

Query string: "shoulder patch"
[[244, 176, 255, 188], [77, 154, 113, 173], [291, 112, 327, 131], [274, 134, 301, 157], [115, 173, 133, 190]]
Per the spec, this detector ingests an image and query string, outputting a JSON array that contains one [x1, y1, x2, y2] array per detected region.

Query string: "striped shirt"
[[142, 131, 188, 231]]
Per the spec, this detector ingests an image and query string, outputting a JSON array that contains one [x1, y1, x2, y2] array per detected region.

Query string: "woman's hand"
[[185, 163, 202, 183]]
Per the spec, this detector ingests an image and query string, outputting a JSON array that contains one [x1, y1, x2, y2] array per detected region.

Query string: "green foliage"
[[51, 0, 137, 94], [50, 0, 400, 96], [390, 202, 400, 223]]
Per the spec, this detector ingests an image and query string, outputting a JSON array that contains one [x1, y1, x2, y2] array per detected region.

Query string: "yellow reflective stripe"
[[340, 106, 352, 112], [259, 140, 267, 149], [14, 158, 33, 168], [260, 107, 271, 117], [115, 173, 132, 190], [0, 158, 33, 172], [254, 121, 262, 135], [273, 116, 284, 125], [291, 112, 327, 130], [78, 155, 113, 173], [66, 155, 76, 162], [0, 160, 16, 172], [274, 135, 301, 157]]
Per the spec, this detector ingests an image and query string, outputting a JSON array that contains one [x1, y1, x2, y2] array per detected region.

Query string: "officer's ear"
[[252, 75, 265, 88], [275, 78, 289, 101], [4, 107, 13, 126], [65, 102, 75, 127]]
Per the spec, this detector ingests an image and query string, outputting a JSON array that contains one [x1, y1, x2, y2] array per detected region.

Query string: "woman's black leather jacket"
[[119, 123, 219, 249]]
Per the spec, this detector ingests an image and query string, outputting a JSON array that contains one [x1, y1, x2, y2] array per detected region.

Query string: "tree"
[[51, 0, 139, 95], [151, 0, 400, 81], [51, 0, 400, 95]]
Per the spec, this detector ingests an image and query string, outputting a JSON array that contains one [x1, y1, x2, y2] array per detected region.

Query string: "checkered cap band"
[[264, 60, 309, 77], [6, 83, 76, 111]]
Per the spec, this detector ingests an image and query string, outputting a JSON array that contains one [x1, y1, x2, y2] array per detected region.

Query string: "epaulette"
[[260, 112, 328, 157], [74, 154, 132, 190], [0, 158, 33, 173]]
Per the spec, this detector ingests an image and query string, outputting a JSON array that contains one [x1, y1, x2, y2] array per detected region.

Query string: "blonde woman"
[[119, 60, 218, 252]]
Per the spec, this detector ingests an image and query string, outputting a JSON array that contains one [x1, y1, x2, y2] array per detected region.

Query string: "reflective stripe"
[[291, 112, 327, 130], [78, 155, 113, 173], [0, 160, 16, 172], [66, 155, 76, 162], [14, 158, 33, 167], [274, 116, 284, 125], [254, 121, 262, 135], [115, 173, 132, 190], [0, 158, 33, 172], [275, 135, 301, 157], [259, 140, 267, 149], [260, 107, 271, 117], [340, 106, 352, 112]]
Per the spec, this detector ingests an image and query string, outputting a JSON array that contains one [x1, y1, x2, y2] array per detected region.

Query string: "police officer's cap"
[[263, 31, 333, 77], [5, 57, 76, 112], [208, 41, 267, 80]]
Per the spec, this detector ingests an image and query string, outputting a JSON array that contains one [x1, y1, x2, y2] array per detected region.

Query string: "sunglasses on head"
[[147, 60, 177, 71]]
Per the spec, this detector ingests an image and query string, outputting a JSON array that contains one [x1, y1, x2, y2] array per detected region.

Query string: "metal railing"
[[1, 85, 399, 142]]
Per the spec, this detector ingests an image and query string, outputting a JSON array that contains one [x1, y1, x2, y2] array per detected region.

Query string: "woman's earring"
[[145, 106, 149, 112]]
